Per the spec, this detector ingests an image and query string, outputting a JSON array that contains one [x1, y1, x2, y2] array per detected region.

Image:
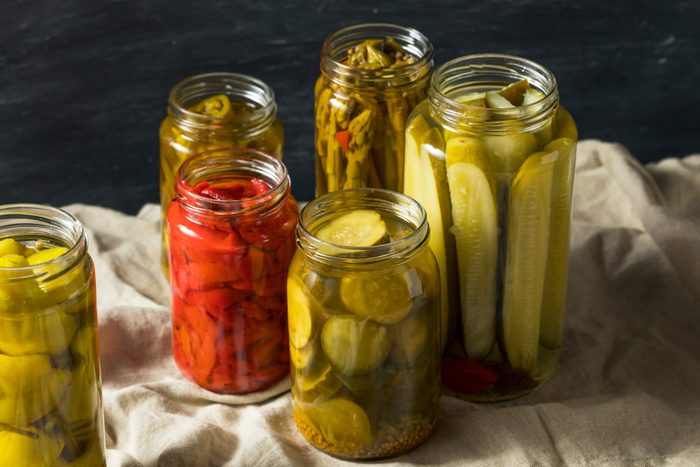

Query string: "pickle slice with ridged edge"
[[321, 316, 390, 376], [447, 162, 498, 361], [316, 210, 388, 247], [287, 278, 313, 349], [539, 138, 576, 348], [339, 271, 412, 324], [502, 151, 556, 372], [296, 398, 373, 449]]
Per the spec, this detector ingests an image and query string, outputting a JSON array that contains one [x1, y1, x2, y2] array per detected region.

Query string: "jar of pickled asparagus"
[[168, 148, 297, 394], [288, 189, 440, 459], [0, 204, 105, 466], [314, 23, 433, 195], [403, 54, 578, 401], [160, 72, 284, 279]]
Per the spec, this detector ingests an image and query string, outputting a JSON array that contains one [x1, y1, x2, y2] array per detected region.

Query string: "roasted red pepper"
[[168, 176, 298, 394]]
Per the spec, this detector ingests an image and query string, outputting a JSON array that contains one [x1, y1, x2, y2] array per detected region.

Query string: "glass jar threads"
[[160, 72, 284, 278], [167, 148, 297, 394], [0, 204, 105, 466], [288, 189, 440, 459], [403, 54, 578, 400], [314, 23, 433, 195]]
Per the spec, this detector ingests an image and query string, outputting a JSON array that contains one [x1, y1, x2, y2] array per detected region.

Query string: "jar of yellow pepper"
[[314, 23, 433, 194], [160, 72, 284, 278], [0, 204, 105, 466]]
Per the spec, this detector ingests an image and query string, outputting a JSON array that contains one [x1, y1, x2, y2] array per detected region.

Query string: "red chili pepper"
[[335, 130, 350, 153], [441, 357, 499, 393]]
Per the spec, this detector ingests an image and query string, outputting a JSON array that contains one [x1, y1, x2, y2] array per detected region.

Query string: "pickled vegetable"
[[315, 35, 430, 194], [168, 176, 297, 394], [160, 86, 284, 279], [316, 210, 388, 247], [405, 73, 578, 400], [321, 316, 390, 375], [0, 238, 104, 465], [289, 200, 440, 458]]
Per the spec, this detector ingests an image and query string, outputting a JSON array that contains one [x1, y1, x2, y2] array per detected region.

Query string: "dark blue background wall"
[[1, 0, 697, 213]]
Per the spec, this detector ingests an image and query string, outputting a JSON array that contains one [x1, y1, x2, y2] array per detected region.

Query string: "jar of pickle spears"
[[314, 23, 433, 195], [403, 54, 578, 400], [0, 204, 106, 466], [160, 72, 284, 278], [168, 148, 297, 394], [288, 189, 440, 459]]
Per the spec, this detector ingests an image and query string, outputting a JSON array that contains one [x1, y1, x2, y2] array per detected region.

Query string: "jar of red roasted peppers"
[[167, 148, 298, 394]]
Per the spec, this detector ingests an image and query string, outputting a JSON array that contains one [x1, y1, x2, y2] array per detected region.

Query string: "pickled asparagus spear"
[[539, 138, 576, 348], [343, 109, 374, 189], [502, 151, 556, 372], [446, 138, 498, 361]]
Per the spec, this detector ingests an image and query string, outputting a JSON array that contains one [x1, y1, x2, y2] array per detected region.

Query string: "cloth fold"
[[64, 140, 700, 466]]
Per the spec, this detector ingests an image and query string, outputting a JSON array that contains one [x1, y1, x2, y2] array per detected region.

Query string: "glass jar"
[[167, 148, 297, 394], [314, 23, 433, 195], [0, 204, 105, 466], [403, 54, 578, 400], [288, 189, 440, 459], [160, 72, 284, 279]]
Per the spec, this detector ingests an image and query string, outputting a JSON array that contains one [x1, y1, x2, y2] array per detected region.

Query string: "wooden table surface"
[[0, 0, 698, 214]]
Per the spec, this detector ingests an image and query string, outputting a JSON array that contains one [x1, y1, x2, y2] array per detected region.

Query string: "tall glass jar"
[[314, 23, 433, 195], [160, 72, 284, 278], [403, 54, 578, 400], [288, 189, 440, 459], [0, 204, 105, 466], [168, 148, 297, 394]]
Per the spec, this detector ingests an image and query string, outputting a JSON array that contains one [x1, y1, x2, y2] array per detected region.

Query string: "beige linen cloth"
[[63, 140, 700, 466]]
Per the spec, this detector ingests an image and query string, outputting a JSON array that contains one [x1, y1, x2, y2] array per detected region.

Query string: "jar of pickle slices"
[[168, 148, 297, 394], [403, 54, 578, 400], [288, 189, 440, 459], [0, 204, 105, 466], [314, 23, 433, 195], [160, 72, 284, 278]]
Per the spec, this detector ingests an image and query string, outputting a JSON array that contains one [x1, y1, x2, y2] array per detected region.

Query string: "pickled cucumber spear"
[[502, 151, 556, 372], [445, 137, 498, 361]]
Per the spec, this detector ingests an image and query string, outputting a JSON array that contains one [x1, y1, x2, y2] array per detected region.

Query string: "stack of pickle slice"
[[0, 238, 103, 466], [289, 209, 439, 458], [404, 80, 578, 398]]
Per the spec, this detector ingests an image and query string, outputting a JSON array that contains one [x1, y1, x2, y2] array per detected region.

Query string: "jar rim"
[[0, 204, 87, 281], [168, 72, 277, 134], [297, 188, 429, 266], [320, 23, 434, 88], [175, 147, 290, 216], [428, 53, 559, 134]]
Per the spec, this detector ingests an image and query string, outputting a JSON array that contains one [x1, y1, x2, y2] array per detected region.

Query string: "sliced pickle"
[[497, 79, 529, 106], [0, 426, 64, 466], [321, 316, 390, 375], [523, 88, 544, 105], [403, 113, 431, 195], [540, 138, 576, 348], [290, 343, 314, 369], [0, 353, 71, 425], [484, 133, 538, 173], [502, 151, 556, 372], [339, 271, 412, 324], [555, 107, 578, 140], [403, 127, 455, 353], [287, 278, 313, 349], [293, 353, 342, 403], [445, 136, 496, 198], [297, 398, 373, 449], [316, 210, 388, 247], [447, 162, 498, 361], [389, 312, 429, 366]]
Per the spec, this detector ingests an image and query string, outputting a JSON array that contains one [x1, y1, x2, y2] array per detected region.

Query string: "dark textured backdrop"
[[0, 0, 697, 213]]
